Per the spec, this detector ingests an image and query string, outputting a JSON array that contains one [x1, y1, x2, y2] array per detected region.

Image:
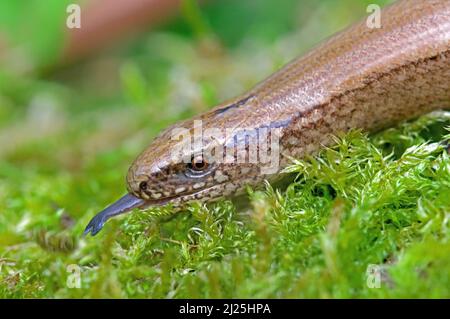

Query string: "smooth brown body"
[[85, 0, 450, 236]]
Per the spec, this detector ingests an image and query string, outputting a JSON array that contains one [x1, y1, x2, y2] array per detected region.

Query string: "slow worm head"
[[84, 0, 450, 236]]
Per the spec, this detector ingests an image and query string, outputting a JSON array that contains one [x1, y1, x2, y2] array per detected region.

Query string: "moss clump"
[[1, 112, 449, 298]]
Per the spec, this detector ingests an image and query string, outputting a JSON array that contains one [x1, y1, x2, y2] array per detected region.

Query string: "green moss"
[[1, 113, 449, 298]]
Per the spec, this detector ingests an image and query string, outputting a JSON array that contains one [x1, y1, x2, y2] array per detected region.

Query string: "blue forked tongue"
[[83, 193, 145, 237]]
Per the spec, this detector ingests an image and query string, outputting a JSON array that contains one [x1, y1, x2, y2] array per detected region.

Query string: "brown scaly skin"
[[84, 0, 450, 236]]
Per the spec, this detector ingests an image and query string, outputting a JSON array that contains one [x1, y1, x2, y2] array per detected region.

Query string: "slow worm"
[[84, 0, 450, 236]]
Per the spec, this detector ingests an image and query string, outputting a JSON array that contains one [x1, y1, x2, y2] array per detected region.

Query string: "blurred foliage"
[[1, 0, 448, 299], [0, 0, 72, 70]]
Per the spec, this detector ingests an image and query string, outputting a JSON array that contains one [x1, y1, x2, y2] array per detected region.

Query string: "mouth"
[[84, 192, 186, 237], [83, 184, 225, 237], [81, 197, 178, 238], [83, 193, 146, 237]]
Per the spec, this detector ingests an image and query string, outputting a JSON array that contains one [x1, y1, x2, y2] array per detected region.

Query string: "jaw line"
[[140, 183, 224, 209]]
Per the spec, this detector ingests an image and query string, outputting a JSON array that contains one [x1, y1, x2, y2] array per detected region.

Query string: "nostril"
[[139, 181, 148, 191]]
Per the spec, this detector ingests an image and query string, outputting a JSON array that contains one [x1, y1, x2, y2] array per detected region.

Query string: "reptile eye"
[[189, 156, 209, 171], [139, 181, 148, 191]]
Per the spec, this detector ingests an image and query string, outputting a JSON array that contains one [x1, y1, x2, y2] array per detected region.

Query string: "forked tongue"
[[83, 193, 145, 237]]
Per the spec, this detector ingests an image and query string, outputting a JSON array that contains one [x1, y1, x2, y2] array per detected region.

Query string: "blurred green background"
[[3, 0, 449, 299]]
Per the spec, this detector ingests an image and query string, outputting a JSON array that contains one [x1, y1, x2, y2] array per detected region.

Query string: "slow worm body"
[[85, 0, 450, 236]]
